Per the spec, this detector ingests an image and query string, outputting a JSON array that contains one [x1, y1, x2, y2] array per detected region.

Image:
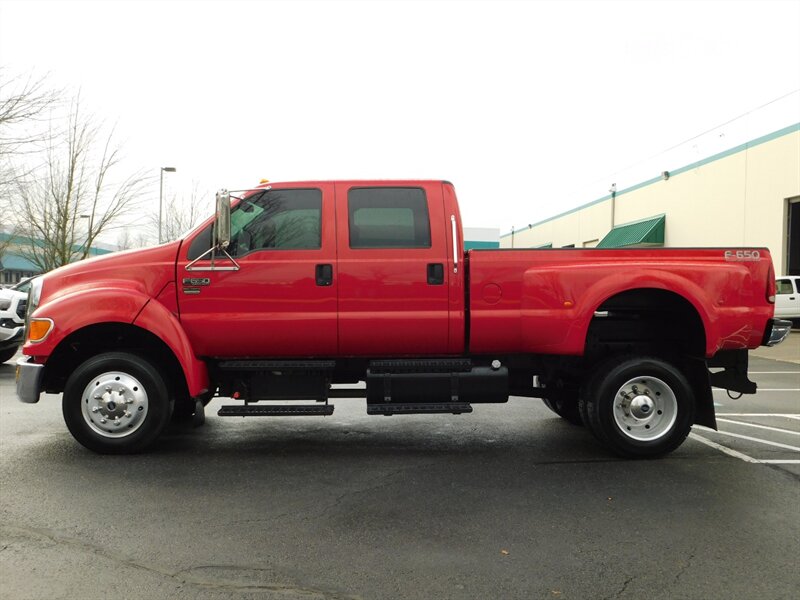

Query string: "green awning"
[[597, 214, 665, 248], [534, 243, 553, 249]]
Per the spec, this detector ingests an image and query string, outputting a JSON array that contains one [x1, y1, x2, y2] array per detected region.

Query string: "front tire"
[[63, 352, 171, 454], [582, 356, 695, 458]]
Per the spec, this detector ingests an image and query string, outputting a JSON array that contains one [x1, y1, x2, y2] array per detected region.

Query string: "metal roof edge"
[[501, 122, 800, 239]]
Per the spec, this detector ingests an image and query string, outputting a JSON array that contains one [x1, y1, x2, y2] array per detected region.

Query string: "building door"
[[787, 197, 800, 276]]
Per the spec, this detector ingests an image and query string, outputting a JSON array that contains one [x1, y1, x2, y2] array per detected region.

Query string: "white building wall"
[[501, 125, 800, 275]]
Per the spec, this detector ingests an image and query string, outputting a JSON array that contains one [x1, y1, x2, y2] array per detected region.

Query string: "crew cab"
[[15, 180, 792, 457]]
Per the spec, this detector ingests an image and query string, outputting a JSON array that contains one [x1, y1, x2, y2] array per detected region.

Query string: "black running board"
[[218, 404, 334, 417], [367, 402, 472, 416]]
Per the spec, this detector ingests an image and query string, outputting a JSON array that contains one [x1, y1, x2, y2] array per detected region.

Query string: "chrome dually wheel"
[[582, 356, 695, 458], [64, 352, 171, 454], [80, 371, 149, 438], [612, 376, 677, 442]]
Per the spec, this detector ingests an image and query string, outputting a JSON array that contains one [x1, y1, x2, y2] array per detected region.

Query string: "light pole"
[[159, 166, 176, 243], [609, 182, 617, 229]]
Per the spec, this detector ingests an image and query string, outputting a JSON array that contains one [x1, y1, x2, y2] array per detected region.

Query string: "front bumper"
[[762, 319, 793, 347], [15, 357, 44, 404]]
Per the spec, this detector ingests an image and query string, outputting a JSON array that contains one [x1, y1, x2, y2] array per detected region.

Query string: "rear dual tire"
[[542, 394, 583, 426], [580, 356, 695, 458]]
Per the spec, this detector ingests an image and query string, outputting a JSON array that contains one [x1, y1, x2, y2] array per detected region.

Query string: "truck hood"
[[38, 241, 182, 307]]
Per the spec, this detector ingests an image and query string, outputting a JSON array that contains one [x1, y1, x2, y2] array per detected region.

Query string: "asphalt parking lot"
[[1, 340, 798, 600]]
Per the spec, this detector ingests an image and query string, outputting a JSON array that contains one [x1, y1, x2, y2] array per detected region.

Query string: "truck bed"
[[467, 247, 775, 358]]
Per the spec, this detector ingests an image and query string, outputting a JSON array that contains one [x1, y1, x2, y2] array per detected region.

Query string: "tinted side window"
[[348, 187, 431, 249], [187, 224, 213, 260], [776, 279, 795, 294], [228, 189, 322, 255]]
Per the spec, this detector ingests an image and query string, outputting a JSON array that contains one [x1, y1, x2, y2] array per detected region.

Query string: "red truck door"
[[334, 182, 451, 355], [176, 183, 338, 357]]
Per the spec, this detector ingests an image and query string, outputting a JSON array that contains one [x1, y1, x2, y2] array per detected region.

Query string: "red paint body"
[[24, 180, 775, 396]]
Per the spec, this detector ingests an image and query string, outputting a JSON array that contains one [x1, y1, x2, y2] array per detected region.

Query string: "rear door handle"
[[316, 264, 333, 286], [427, 263, 444, 285]]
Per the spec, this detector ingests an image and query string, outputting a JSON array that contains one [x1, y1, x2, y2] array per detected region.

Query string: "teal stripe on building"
[[464, 240, 500, 250]]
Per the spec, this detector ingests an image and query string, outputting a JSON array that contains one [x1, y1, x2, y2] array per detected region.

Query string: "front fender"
[[26, 287, 209, 398], [132, 300, 209, 397], [25, 287, 151, 356]]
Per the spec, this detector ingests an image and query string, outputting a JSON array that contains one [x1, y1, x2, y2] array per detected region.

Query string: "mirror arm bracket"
[[185, 245, 240, 272]]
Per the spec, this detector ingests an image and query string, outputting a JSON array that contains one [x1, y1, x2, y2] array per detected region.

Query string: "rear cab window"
[[347, 187, 431, 249]]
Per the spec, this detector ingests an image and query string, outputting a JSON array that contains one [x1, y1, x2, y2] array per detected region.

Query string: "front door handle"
[[427, 263, 444, 285], [316, 264, 333, 286]]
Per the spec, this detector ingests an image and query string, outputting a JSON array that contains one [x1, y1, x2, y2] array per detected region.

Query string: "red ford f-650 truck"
[[15, 180, 792, 457]]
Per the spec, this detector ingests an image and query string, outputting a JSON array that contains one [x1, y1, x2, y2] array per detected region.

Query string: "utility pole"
[[159, 166, 177, 243]]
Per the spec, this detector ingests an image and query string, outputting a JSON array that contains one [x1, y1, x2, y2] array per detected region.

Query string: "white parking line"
[[695, 426, 800, 452], [689, 433, 800, 465], [747, 371, 800, 374], [713, 388, 800, 392], [715, 418, 800, 436], [689, 433, 759, 463], [716, 413, 800, 418]]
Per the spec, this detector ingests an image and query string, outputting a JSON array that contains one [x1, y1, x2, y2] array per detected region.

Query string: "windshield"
[[12, 278, 32, 294]]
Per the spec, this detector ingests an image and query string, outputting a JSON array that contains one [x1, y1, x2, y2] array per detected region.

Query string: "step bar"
[[367, 402, 473, 416], [218, 404, 334, 417]]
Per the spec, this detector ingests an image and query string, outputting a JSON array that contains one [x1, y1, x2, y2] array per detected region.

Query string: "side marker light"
[[28, 319, 54, 343]]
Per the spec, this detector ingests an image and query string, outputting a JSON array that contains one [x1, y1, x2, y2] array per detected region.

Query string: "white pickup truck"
[[775, 276, 800, 322], [0, 278, 31, 363]]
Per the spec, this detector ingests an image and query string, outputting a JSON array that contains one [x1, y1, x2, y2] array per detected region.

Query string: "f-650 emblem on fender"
[[724, 250, 760, 262], [182, 277, 211, 286]]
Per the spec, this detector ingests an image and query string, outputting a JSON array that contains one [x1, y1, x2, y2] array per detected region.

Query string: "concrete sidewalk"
[[750, 329, 800, 364]]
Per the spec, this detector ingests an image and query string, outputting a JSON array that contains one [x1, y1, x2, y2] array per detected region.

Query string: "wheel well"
[[42, 323, 189, 400], [586, 289, 706, 361]]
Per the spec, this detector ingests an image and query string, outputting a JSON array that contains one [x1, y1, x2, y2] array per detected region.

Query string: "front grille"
[[16, 300, 26, 320]]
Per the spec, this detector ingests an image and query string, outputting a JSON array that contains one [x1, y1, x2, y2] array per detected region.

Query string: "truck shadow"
[[154, 411, 613, 463]]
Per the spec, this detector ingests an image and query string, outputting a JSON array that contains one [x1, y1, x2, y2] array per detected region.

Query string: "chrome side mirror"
[[186, 188, 239, 272], [214, 189, 232, 249]]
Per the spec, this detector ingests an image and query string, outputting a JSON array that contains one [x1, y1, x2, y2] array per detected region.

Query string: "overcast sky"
[[1, 0, 799, 241]]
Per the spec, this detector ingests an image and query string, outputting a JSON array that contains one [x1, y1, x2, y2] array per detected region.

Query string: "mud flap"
[[685, 357, 717, 430], [691, 350, 759, 430]]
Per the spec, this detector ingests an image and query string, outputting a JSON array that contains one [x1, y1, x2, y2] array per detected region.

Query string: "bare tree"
[[116, 227, 151, 251], [0, 69, 58, 265], [10, 94, 151, 271], [0, 69, 58, 195], [152, 182, 212, 243], [0, 226, 12, 264]]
